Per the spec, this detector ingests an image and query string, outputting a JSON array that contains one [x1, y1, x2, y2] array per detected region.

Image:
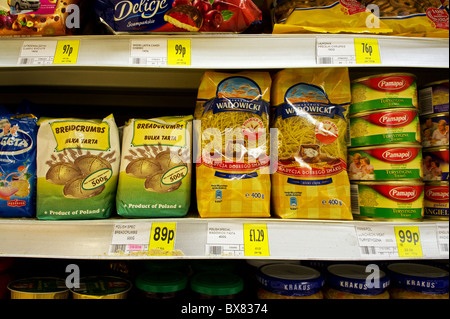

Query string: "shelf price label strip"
[[109, 222, 177, 255], [129, 39, 191, 67], [317, 38, 381, 65], [18, 40, 80, 65], [206, 222, 270, 257]]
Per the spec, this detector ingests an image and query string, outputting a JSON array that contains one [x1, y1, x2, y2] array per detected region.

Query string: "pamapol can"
[[423, 146, 449, 182], [351, 181, 424, 221], [424, 182, 449, 220], [348, 143, 422, 181], [349, 108, 421, 147], [350, 73, 417, 115], [420, 112, 449, 147], [8, 277, 69, 299], [70, 276, 132, 299], [419, 80, 449, 116]]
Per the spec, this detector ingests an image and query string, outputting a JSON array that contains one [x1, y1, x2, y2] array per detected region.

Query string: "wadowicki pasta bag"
[[116, 116, 193, 218], [272, 0, 449, 38], [271, 68, 352, 220], [195, 71, 272, 218], [36, 114, 120, 220]]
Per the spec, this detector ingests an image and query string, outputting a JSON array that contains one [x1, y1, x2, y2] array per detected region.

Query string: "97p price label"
[[53, 40, 80, 64]]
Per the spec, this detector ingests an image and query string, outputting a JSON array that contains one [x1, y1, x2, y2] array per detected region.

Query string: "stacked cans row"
[[419, 80, 449, 220], [348, 73, 424, 221]]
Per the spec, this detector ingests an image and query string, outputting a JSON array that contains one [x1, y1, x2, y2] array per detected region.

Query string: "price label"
[[167, 40, 191, 66], [243, 223, 270, 257], [354, 39, 381, 64], [53, 40, 80, 64], [149, 222, 177, 252], [395, 226, 423, 258]]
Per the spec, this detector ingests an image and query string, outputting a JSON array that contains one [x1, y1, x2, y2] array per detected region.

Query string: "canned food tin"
[[348, 144, 422, 181], [423, 146, 449, 182], [419, 80, 449, 116], [388, 263, 449, 299], [71, 276, 132, 299], [351, 73, 417, 115], [420, 112, 449, 147], [349, 108, 421, 147], [351, 181, 424, 221], [424, 182, 449, 220], [8, 277, 69, 299]]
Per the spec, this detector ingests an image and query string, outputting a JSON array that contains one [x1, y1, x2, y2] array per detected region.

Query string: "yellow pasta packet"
[[195, 71, 272, 218], [271, 68, 352, 220]]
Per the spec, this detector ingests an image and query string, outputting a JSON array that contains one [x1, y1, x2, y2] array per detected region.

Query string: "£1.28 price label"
[[243, 223, 270, 257], [149, 222, 177, 252], [395, 226, 423, 258]]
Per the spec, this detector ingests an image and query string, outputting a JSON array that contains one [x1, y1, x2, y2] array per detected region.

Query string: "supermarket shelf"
[[0, 217, 447, 260], [0, 34, 447, 90]]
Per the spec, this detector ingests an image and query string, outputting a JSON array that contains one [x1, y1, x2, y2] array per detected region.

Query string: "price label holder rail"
[[18, 40, 80, 65], [317, 38, 381, 65]]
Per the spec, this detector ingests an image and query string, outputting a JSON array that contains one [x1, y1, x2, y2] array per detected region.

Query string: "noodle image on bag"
[[36, 114, 120, 220], [116, 116, 193, 218], [195, 71, 272, 218], [271, 68, 352, 220]]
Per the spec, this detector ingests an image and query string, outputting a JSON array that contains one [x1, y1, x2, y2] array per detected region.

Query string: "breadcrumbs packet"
[[36, 114, 120, 220], [116, 116, 193, 218]]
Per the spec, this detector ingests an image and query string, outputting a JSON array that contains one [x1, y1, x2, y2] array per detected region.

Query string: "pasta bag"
[[36, 114, 120, 220], [195, 71, 272, 218], [116, 116, 193, 218], [271, 68, 352, 220]]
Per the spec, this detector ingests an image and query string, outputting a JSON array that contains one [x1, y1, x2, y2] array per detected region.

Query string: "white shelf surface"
[[0, 34, 448, 69], [0, 217, 447, 260]]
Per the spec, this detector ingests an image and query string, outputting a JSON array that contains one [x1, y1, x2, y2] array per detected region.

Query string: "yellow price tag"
[[354, 39, 381, 64], [167, 40, 191, 66], [149, 223, 176, 252], [243, 223, 270, 257], [395, 226, 423, 258], [53, 40, 80, 64]]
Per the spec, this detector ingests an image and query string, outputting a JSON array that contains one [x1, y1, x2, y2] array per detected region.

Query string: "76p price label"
[[167, 40, 191, 66], [395, 226, 423, 258], [149, 222, 177, 252]]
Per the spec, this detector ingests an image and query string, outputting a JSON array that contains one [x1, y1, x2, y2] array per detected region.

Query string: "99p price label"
[[149, 222, 177, 252], [395, 226, 423, 258], [167, 40, 191, 66]]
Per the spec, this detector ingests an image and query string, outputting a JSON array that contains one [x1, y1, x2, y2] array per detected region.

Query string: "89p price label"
[[149, 222, 177, 252]]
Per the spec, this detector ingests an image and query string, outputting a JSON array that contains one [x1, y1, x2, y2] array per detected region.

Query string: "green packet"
[[36, 114, 120, 220], [116, 115, 193, 218]]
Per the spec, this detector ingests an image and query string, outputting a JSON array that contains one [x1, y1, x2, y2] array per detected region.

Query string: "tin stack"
[[348, 73, 424, 221], [419, 80, 449, 221]]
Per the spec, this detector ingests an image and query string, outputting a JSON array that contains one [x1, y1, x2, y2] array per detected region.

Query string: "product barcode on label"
[[419, 87, 433, 115], [440, 243, 449, 252], [131, 58, 147, 65], [318, 57, 333, 65], [208, 246, 224, 256], [360, 246, 377, 255], [18, 58, 30, 65], [109, 244, 127, 254], [350, 184, 360, 214]]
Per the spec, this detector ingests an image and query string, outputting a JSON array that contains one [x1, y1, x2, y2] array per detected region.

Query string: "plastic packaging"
[[190, 271, 244, 299], [135, 270, 189, 299], [71, 276, 132, 299]]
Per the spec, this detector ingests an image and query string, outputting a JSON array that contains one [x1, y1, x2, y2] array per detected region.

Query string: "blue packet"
[[0, 107, 38, 218]]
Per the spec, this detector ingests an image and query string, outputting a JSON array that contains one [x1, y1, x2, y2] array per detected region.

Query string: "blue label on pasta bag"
[[0, 113, 38, 217]]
